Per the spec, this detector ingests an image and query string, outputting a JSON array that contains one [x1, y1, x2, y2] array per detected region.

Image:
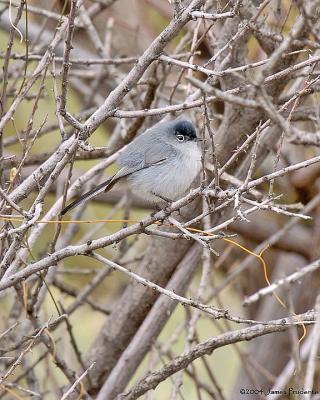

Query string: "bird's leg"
[[150, 192, 186, 219], [150, 192, 173, 217], [151, 192, 173, 204]]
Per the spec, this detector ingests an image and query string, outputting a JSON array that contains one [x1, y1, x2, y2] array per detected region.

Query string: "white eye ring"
[[176, 134, 185, 142]]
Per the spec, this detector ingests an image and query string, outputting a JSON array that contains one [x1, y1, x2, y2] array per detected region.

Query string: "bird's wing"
[[144, 141, 177, 166], [116, 141, 176, 178]]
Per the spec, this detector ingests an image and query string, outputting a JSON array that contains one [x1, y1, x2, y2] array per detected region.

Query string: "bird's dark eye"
[[176, 134, 185, 142]]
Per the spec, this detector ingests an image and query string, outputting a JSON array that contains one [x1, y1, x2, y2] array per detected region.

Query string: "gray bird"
[[61, 118, 201, 215]]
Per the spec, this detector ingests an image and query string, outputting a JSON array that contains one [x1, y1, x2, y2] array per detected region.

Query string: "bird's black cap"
[[173, 120, 197, 141]]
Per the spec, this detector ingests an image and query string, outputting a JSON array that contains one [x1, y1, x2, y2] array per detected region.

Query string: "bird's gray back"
[[117, 124, 175, 170]]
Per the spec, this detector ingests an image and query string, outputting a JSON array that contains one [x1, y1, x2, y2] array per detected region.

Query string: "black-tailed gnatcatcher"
[[61, 118, 201, 215]]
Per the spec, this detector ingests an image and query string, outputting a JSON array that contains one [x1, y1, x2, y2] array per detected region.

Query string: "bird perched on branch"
[[61, 118, 201, 215]]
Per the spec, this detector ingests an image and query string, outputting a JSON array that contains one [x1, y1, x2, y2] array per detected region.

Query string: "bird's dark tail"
[[61, 176, 117, 215]]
